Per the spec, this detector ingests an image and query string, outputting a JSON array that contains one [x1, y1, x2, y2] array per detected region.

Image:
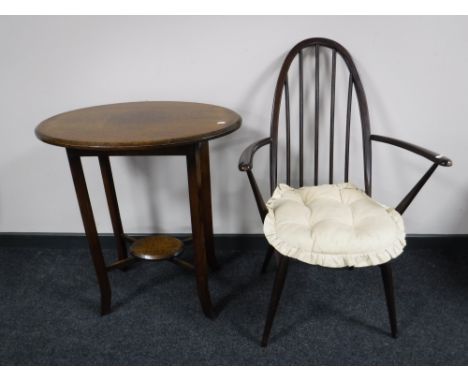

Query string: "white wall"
[[0, 16, 466, 235]]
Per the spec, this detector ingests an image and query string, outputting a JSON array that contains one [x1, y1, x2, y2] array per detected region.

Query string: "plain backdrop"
[[0, 16, 466, 235]]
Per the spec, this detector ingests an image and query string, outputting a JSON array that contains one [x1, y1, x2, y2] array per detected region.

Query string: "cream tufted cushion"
[[263, 183, 406, 268]]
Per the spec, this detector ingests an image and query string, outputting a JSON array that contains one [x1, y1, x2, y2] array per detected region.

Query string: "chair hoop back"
[[268, 37, 372, 195]]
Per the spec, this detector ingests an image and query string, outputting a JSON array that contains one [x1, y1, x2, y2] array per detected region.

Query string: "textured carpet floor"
[[0, 243, 467, 365]]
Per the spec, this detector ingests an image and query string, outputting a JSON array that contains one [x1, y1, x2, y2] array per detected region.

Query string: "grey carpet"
[[0, 243, 467, 365]]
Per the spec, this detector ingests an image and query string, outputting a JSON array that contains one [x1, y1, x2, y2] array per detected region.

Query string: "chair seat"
[[263, 183, 406, 268]]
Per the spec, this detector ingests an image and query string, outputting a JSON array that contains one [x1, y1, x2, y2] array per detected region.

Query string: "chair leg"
[[261, 254, 290, 347], [261, 245, 275, 274], [379, 262, 398, 338]]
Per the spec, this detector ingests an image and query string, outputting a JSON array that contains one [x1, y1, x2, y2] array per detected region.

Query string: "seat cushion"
[[263, 183, 406, 268]]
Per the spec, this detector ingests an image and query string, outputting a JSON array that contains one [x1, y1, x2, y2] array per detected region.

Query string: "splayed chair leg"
[[380, 262, 398, 338], [261, 254, 290, 347], [261, 245, 275, 274]]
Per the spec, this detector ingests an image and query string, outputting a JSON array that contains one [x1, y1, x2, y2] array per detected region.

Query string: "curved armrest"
[[370, 134, 452, 167], [371, 134, 452, 214], [238, 137, 272, 221], [238, 137, 272, 171]]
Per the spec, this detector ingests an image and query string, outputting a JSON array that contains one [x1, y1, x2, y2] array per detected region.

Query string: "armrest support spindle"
[[371, 134, 452, 214]]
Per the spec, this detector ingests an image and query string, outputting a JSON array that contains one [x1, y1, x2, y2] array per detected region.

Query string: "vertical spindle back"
[[269, 38, 372, 196]]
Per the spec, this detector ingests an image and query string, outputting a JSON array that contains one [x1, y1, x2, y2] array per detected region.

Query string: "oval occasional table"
[[35, 101, 241, 318]]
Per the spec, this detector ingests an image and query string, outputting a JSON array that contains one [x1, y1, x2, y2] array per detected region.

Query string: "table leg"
[[98, 155, 128, 262], [199, 141, 219, 270], [187, 143, 214, 318], [67, 150, 111, 316]]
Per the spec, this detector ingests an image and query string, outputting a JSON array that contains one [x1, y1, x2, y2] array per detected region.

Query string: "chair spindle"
[[345, 74, 353, 182], [329, 49, 336, 184], [299, 50, 304, 187], [314, 45, 320, 186], [284, 77, 291, 185]]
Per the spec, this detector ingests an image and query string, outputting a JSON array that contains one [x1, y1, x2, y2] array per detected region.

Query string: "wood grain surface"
[[36, 101, 241, 151]]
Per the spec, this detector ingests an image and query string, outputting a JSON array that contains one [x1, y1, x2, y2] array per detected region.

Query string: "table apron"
[[67, 144, 199, 157]]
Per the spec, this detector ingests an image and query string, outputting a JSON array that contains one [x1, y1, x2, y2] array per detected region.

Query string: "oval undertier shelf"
[[130, 236, 184, 261]]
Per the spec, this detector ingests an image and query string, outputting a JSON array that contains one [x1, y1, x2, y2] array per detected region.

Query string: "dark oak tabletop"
[[35, 101, 242, 151]]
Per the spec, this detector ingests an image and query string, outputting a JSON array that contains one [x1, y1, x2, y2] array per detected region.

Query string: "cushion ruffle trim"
[[263, 184, 406, 268]]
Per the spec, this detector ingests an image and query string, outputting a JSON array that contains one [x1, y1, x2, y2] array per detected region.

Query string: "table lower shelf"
[[129, 235, 184, 261]]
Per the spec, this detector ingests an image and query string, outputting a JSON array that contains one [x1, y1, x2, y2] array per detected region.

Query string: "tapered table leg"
[[199, 141, 219, 270], [67, 150, 111, 315], [98, 155, 128, 262], [187, 143, 214, 318]]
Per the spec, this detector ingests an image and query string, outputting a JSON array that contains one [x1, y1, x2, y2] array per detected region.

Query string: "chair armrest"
[[371, 134, 452, 214], [370, 134, 453, 167], [238, 137, 272, 171], [238, 137, 272, 221]]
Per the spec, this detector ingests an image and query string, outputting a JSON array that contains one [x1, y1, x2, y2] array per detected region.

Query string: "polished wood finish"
[[99, 156, 127, 262], [199, 141, 219, 271], [106, 257, 140, 272], [396, 163, 438, 215], [284, 78, 291, 185], [38, 101, 241, 317], [238, 37, 453, 346], [266, 37, 373, 195], [261, 254, 289, 347], [370, 134, 452, 214], [67, 150, 111, 316], [370, 134, 452, 166], [238, 137, 272, 173], [380, 262, 398, 338], [169, 257, 195, 271], [299, 50, 304, 187], [344, 74, 353, 182], [261, 245, 275, 274], [187, 142, 214, 318], [36, 102, 241, 151], [329, 49, 336, 184], [130, 236, 184, 261], [314, 45, 320, 186], [247, 170, 268, 221], [238, 137, 271, 221]]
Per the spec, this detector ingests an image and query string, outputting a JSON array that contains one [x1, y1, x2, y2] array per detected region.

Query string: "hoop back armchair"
[[238, 37, 452, 347]]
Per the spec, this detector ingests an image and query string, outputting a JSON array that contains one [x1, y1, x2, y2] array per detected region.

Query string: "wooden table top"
[[35, 101, 242, 151]]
